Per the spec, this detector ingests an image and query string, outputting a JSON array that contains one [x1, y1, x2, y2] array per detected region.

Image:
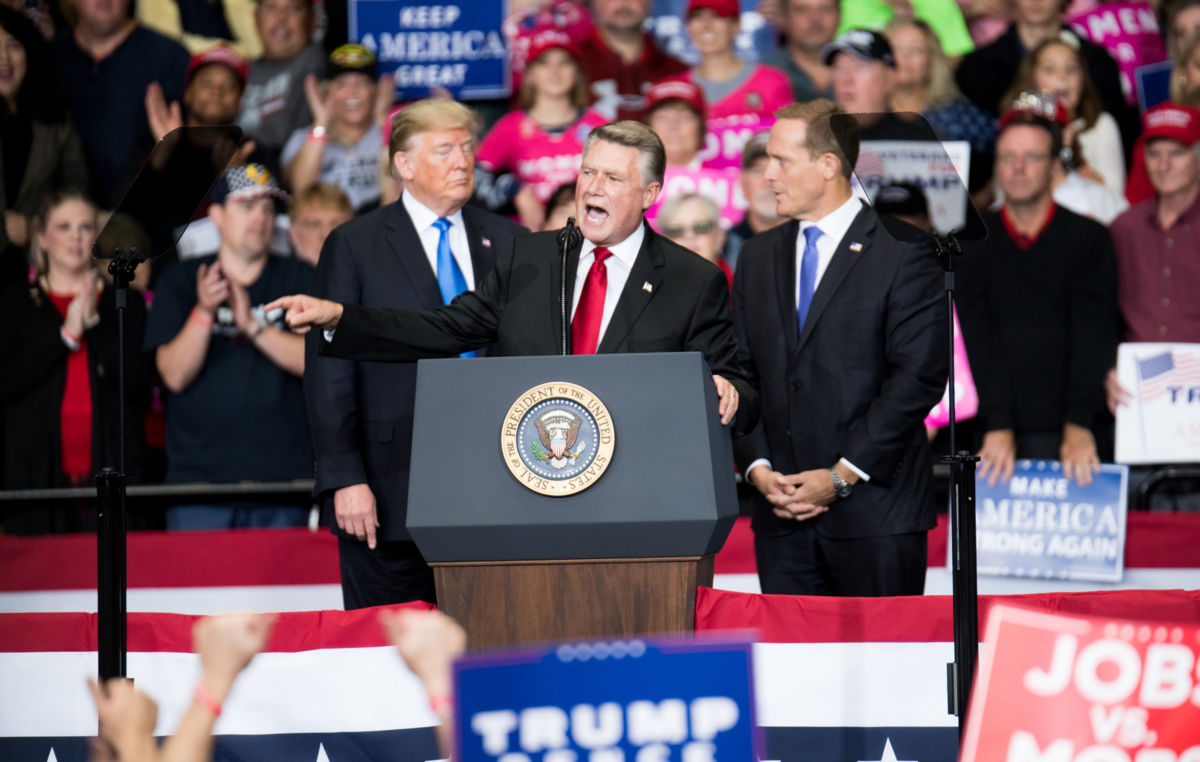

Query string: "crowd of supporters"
[[2, 0, 1198, 532]]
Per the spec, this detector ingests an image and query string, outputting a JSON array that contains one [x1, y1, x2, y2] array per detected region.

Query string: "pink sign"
[[925, 306, 978, 430], [646, 166, 747, 232], [1068, 1, 1168, 105], [698, 115, 773, 171]]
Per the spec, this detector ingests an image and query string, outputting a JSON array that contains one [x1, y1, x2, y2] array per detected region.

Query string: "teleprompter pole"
[[96, 249, 141, 681], [934, 234, 980, 736]]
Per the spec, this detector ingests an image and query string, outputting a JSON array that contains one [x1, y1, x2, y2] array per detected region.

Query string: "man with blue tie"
[[304, 99, 524, 608], [732, 100, 947, 596]]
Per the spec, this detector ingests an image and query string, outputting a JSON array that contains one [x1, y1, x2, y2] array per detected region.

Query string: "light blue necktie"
[[431, 217, 475, 358], [797, 225, 822, 334]]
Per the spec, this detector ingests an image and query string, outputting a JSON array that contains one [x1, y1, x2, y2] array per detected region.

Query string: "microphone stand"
[[934, 231, 980, 736], [558, 217, 579, 356], [97, 246, 145, 680]]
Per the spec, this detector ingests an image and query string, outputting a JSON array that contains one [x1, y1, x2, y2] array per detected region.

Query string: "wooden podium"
[[432, 556, 714, 649], [407, 354, 739, 649]]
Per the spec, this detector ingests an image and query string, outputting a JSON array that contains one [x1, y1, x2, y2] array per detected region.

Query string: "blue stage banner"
[[648, 0, 780, 65], [454, 636, 760, 761], [974, 460, 1129, 583], [349, 0, 511, 101]]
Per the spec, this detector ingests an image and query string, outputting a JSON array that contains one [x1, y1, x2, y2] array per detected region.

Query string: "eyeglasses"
[[996, 152, 1052, 166], [665, 220, 718, 237]]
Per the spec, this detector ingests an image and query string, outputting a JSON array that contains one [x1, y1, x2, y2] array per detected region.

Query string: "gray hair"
[[658, 192, 720, 227], [582, 120, 666, 188]]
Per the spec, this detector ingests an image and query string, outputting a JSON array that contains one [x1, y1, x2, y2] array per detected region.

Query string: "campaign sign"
[[1115, 343, 1200, 464], [454, 636, 759, 761], [1136, 60, 1173, 113], [1069, 1, 1167, 105], [350, 0, 510, 100], [648, 0, 778, 65], [961, 604, 1200, 762], [647, 166, 747, 231], [925, 306, 978, 430], [853, 140, 971, 235], [975, 460, 1129, 583], [698, 115, 774, 171]]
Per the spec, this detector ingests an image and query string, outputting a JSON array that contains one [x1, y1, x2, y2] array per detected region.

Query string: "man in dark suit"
[[305, 99, 524, 608], [272, 121, 754, 431], [732, 100, 947, 597]]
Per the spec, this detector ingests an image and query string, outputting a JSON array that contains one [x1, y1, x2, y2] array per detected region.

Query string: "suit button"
[[785, 429, 792, 438], [790, 382, 801, 391]]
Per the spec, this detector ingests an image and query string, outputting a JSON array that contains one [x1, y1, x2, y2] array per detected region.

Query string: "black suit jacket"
[[325, 223, 758, 434], [304, 200, 525, 542], [732, 204, 947, 539]]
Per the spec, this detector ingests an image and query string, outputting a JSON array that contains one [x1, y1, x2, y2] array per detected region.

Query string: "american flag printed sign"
[[1116, 342, 1200, 463]]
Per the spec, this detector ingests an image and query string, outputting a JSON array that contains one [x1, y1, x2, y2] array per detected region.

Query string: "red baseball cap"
[[645, 79, 706, 118], [686, 0, 740, 19], [1141, 102, 1200, 147], [186, 45, 248, 87], [524, 26, 579, 67]]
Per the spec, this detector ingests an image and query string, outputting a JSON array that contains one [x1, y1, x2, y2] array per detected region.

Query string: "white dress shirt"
[[570, 223, 645, 346], [401, 189, 476, 291], [795, 194, 863, 306], [748, 194, 871, 485]]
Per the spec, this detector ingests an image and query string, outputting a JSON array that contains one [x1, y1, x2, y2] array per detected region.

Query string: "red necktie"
[[571, 247, 612, 355]]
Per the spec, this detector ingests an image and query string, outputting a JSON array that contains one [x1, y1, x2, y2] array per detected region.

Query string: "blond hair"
[[289, 181, 353, 221], [388, 99, 483, 158], [775, 99, 859, 180], [885, 18, 960, 109], [1172, 31, 1200, 104]]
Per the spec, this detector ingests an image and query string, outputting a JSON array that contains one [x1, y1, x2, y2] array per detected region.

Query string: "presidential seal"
[[500, 382, 615, 497]]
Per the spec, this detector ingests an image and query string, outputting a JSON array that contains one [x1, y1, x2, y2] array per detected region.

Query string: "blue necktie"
[[797, 225, 822, 334], [431, 217, 475, 358], [432, 217, 468, 304]]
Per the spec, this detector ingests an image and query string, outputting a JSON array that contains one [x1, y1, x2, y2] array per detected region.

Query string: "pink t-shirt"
[[476, 108, 610, 203], [683, 64, 794, 121]]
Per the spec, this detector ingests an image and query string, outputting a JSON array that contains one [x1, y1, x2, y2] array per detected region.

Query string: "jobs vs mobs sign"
[[454, 637, 760, 761], [974, 460, 1129, 583], [350, 0, 509, 100], [962, 605, 1200, 762]]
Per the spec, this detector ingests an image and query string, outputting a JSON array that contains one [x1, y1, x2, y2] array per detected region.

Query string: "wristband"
[[194, 683, 222, 717], [60, 326, 81, 351], [308, 125, 328, 143], [189, 308, 214, 327], [428, 693, 453, 715]]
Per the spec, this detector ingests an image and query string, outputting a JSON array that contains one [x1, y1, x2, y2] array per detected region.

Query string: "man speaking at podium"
[[270, 121, 755, 430]]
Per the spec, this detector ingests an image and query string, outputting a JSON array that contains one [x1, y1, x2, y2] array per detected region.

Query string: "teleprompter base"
[[431, 555, 715, 649]]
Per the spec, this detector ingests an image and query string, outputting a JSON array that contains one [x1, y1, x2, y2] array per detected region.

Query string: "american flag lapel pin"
[[849, 242, 863, 252], [482, 237, 492, 248], [643, 281, 653, 293]]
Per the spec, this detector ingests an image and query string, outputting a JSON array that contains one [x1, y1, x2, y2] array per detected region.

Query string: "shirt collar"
[[799, 194, 863, 247], [582, 221, 646, 269], [1152, 189, 1200, 230], [402, 190, 465, 232], [1001, 202, 1057, 250]]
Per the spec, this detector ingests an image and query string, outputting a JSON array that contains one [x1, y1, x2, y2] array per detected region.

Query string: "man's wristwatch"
[[830, 466, 853, 499]]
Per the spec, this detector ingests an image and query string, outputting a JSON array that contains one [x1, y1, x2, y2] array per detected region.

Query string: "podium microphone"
[[557, 217, 582, 355]]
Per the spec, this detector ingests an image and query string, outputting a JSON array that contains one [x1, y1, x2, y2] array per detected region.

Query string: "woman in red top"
[[0, 190, 151, 534]]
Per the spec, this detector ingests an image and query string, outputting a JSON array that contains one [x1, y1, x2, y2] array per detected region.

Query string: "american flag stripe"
[[1139, 351, 1200, 401]]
